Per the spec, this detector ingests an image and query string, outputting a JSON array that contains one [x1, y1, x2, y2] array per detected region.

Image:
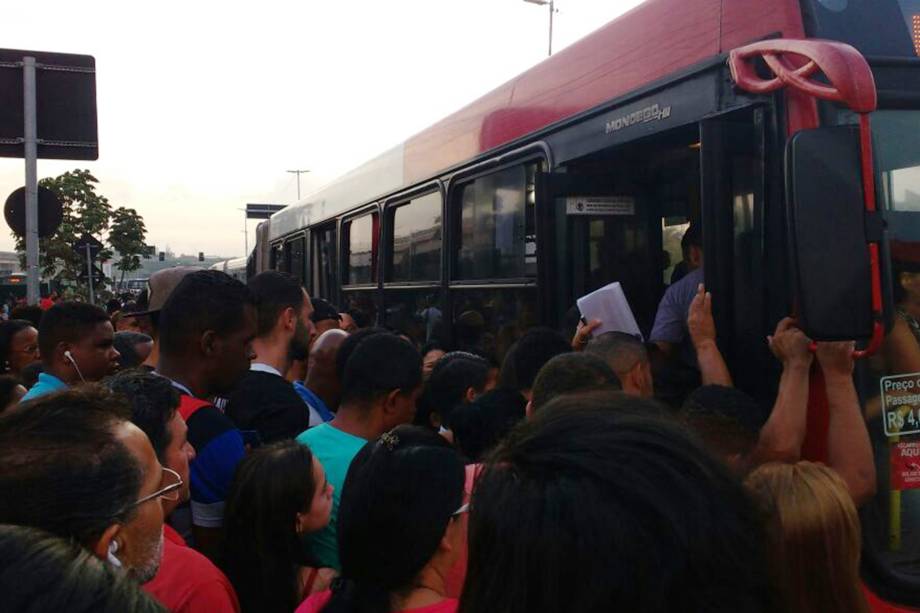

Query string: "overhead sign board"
[[73, 233, 104, 261], [246, 203, 286, 219], [77, 263, 105, 284], [0, 48, 98, 160]]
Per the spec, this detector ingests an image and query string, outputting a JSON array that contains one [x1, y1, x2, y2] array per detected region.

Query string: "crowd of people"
[[0, 257, 894, 613]]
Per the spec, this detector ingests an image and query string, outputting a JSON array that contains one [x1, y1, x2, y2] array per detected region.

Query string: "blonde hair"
[[744, 461, 869, 613]]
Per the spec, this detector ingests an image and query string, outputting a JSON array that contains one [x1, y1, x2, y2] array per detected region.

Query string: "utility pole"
[[523, 0, 557, 56], [286, 169, 310, 201], [23, 56, 40, 304]]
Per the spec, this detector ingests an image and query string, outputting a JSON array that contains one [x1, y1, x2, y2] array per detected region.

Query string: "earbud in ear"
[[106, 540, 122, 568], [63, 351, 86, 383]]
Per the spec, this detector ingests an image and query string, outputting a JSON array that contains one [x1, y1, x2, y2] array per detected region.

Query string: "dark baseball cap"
[[311, 298, 342, 324]]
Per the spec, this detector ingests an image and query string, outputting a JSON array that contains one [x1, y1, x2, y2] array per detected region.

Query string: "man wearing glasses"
[[0, 387, 168, 583], [108, 369, 240, 612]]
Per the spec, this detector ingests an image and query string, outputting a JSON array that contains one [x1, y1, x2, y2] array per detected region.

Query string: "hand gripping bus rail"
[[728, 39, 883, 358]]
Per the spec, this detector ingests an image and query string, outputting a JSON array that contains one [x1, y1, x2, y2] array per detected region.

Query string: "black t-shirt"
[[224, 369, 311, 444]]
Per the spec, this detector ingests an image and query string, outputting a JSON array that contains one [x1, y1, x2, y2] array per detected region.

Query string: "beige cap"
[[134, 266, 203, 315]]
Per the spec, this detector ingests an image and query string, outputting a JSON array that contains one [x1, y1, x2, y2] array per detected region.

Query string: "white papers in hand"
[[576, 282, 643, 340]]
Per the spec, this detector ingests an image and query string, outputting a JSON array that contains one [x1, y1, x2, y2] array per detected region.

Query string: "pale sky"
[[1, 0, 643, 258]]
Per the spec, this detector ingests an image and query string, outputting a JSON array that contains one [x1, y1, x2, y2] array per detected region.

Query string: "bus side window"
[[288, 236, 306, 285], [344, 212, 379, 286], [383, 191, 445, 346], [455, 164, 537, 281], [311, 224, 337, 300], [271, 244, 285, 273], [450, 162, 540, 364]]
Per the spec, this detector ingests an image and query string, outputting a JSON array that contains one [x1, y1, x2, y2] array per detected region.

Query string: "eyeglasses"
[[451, 503, 469, 518], [130, 467, 183, 509]]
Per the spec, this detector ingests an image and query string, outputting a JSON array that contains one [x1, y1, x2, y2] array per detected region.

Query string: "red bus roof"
[[270, 0, 804, 240], [403, 0, 804, 184]]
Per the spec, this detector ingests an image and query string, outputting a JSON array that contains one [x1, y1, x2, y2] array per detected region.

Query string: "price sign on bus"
[[880, 373, 920, 437]]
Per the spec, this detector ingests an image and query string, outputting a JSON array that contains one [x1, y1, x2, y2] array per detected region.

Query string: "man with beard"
[[225, 271, 316, 444]]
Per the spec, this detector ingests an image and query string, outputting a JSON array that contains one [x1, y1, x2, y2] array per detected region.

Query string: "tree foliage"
[[13, 169, 147, 299], [108, 207, 148, 287]]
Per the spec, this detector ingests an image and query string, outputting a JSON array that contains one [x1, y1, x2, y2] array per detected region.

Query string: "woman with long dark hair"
[[221, 440, 334, 613], [459, 395, 775, 613], [297, 425, 466, 613]]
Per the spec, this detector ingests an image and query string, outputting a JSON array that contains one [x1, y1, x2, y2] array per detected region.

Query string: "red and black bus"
[[256, 0, 920, 607]]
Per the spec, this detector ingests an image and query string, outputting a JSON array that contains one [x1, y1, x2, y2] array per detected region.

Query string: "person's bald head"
[[305, 329, 349, 410], [309, 329, 348, 369], [585, 332, 653, 398]]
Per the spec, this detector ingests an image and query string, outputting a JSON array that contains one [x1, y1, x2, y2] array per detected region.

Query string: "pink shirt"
[[296, 590, 457, 613]]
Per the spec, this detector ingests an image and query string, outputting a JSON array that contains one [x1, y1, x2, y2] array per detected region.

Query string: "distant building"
[[0, 252, 22, 276]]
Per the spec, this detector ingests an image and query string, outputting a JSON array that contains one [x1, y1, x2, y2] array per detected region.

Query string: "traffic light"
[[158, 251, 165, 262], [198, 252, 204, 262]]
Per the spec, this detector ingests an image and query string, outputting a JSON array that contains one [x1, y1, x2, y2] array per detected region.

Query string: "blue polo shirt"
[[293, 382, 335, 426], [21, 373, 68, 402]]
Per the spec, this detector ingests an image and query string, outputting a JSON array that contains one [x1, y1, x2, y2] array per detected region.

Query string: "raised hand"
[[768, 317, 813, 368]]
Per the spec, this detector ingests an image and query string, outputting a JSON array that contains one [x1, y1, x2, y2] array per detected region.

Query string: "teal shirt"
[[21, 373, 68, 403], [296, 423, 368, 570]]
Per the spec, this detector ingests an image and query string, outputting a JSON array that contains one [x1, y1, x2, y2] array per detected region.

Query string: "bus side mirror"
[[786, 126, 875, 341]]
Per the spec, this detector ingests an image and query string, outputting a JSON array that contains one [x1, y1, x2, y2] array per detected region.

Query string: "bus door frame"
[[699, 105, 772, 396], [536, 170, 626, 330]]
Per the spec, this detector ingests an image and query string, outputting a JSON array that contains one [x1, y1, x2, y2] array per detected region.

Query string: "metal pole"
[[85, 243, 94, 304], [548, 0, 554, 56], [286, 169, 310, 201], [23, 57, 40, 305], [243, 210, 249, 255]]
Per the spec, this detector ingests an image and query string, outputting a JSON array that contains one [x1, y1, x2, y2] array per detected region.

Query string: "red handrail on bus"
[[728, 38, 884, 358]]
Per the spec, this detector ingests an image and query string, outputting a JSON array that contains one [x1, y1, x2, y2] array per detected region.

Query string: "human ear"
[[383, 389, 402, 415], [284, 306, 297, 331], [92, 524, 122, 562], [439, 512, 465, 556], [55, 342, 71, 365], [525, 400, 534, 419], [464, 386, 477, 403], [200, 330, 219, 357]]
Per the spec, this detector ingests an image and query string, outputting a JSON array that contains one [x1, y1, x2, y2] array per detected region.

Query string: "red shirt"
[[297, 590, 457, 613], [863, 583, 920, 613], [143, 525, 240, 613]]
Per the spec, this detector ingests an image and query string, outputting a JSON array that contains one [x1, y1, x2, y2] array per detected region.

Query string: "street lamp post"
[[524, 0, 556, 56], [286, 169, 310, 201]]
